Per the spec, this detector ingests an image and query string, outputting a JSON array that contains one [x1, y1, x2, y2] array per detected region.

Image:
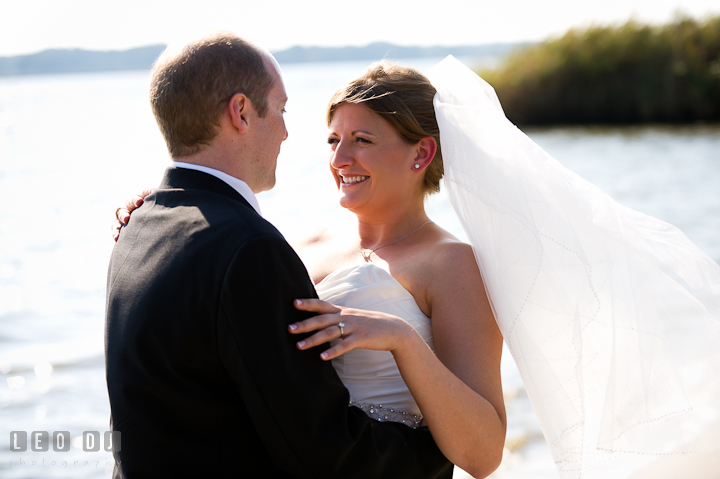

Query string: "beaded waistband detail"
[[349, 400, 423, 429]]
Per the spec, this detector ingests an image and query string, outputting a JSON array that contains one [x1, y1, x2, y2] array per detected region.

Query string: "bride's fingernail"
[[295, 299, 303, 306], [296, 340, 306, 348], [320, 352, 329, 360], [288, 324, 297, 331]]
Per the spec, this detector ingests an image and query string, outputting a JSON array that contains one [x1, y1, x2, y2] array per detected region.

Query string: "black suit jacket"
[[105, 167, 453, 478]]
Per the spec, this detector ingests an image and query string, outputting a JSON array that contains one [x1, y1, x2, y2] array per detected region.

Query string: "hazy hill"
[[271, 42, 522, 63], [0, 42, 523, 76], [0, 45, 166, 76]]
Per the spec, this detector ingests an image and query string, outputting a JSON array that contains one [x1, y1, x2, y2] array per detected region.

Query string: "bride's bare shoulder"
[[416, 234, 495, 330], [291, 228, 357, 284], [438, 237, 476, 263], [416, 232, 483, 291], [401, 228, 478, 287], [290, 227, 337, 251]]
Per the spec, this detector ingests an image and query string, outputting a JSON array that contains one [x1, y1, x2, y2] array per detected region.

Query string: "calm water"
[[0, 59, 718, 478]]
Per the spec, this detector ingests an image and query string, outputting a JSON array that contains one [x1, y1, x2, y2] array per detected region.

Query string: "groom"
[[105, 32, 453, 478]]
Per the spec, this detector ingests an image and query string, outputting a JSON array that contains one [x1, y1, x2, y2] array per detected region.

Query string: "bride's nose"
[[330, 140, 353, 170]]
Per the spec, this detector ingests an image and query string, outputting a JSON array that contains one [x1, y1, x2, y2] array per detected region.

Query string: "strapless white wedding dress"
[[316, 262, 433, 429]]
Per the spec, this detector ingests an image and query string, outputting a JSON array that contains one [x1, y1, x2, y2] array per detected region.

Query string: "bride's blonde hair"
[[327, 61, 444, 195]]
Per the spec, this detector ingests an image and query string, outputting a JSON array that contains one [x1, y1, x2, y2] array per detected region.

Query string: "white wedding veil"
[[427, 56, 720, 478]]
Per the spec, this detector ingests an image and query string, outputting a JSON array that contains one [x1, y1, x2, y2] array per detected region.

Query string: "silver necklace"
[[359, 221, 433, 262]]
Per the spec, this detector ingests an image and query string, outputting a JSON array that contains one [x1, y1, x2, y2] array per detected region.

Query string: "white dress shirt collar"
[[171, 162, 261, 216]]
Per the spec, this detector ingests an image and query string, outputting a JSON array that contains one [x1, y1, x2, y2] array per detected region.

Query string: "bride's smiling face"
[[328, 103, 421, 214]]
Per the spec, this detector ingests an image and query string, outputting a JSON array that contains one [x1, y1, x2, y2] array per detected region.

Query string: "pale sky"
[[2, 0, 718, 57]]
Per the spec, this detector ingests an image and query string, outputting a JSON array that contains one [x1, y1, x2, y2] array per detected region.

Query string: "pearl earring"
[[414, 164, 420, 169]]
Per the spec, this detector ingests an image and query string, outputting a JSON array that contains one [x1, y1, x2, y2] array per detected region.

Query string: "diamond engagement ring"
[[338, 322, 345, 339]]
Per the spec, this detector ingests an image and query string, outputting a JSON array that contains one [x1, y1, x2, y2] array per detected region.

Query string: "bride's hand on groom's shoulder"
[[112, 189, 152, 241], [289, 299, 419, 361]]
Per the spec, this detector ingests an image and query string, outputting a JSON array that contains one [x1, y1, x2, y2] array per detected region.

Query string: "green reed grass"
[[481, 15, 720, 125]]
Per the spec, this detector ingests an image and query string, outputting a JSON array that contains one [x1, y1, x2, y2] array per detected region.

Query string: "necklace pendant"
[[357, 221, 433, 263]]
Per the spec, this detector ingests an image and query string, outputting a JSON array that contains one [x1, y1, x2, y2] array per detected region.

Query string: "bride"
[[114, 56, 720, 478]]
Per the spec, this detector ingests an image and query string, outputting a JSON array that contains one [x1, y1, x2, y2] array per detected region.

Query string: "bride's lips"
[[339, 174, 369, 187]]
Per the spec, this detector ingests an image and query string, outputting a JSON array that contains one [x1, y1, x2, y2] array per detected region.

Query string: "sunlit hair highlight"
[[327, 61, 443, 195], [149, 32, 274, 158]]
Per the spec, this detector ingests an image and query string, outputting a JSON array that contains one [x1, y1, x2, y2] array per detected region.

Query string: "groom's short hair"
[[149, 32, 274, 158]]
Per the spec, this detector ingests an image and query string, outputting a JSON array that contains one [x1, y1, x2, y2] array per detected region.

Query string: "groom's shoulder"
[[150, 186, 285, 245]]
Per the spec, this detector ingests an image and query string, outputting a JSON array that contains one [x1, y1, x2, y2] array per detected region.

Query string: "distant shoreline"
[[0, 42, 525, 77]]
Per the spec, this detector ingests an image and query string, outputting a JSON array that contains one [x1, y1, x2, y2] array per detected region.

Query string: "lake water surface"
[[0, 59, 718, 478]]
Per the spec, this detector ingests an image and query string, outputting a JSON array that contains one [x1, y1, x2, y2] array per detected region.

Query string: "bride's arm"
[[291, 244, 506, 478], [419, 242, 506, 476]]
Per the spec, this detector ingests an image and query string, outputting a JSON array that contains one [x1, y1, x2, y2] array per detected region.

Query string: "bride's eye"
[[356, 137, 371, 144]]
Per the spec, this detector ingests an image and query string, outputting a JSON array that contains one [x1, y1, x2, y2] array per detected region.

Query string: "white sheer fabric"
[[427, 56, 720, 478]]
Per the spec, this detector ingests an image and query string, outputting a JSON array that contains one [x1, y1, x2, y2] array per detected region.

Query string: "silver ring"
[[338, 322, 345, 339]]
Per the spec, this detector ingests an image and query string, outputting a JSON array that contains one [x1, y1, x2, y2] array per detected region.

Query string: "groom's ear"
[[228, 93, 249, 134]]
